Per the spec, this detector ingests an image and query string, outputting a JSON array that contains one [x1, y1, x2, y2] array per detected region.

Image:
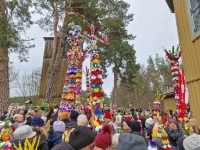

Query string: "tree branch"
[[53, 1, 59, 54], [68, 12, 93, 24]]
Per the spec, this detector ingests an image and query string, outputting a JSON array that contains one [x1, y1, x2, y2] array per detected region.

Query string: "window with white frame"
[[185, 0, 200, 39]]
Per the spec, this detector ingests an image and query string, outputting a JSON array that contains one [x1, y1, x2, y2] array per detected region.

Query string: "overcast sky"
[[10, 0, 179, 97]]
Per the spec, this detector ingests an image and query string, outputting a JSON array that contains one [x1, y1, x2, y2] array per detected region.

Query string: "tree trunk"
[[113, 62, 118, 106], [45, 20, 68, 103], [0, 0, 9, 113]]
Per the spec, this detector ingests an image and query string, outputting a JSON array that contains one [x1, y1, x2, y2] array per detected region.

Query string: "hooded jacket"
[[48, 131, 63, 149], [51, 142, 75, 150]]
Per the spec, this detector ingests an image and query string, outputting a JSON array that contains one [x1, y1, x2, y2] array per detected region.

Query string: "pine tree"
[[0, 0, 34, 112]]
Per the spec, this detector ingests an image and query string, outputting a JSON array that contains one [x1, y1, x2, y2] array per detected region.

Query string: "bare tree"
[[15, 68, 41, 103], [9, 63, 20, 90]]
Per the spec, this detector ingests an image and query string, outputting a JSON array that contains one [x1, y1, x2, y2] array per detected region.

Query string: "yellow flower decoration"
[[155, 91, 166, 102]]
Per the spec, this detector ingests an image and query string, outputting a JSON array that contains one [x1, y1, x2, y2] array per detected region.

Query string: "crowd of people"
[[0, 103, 200, 150]]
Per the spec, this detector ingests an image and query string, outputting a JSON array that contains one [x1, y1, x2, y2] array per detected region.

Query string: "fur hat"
[[95, 124, 112, 149], [116, 133, 147, 150]]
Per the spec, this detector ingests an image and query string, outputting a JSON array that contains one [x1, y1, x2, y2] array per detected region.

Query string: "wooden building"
[[162, 91, 176, 112], [39, 37, 68, 104], [166, 0, 200, 122]]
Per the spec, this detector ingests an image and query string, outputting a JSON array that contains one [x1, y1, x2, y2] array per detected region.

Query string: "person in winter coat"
[[52, 126, 95, 150], [130, 121, 141, 135], [60, 112, 70, 125], [121, 120, 131, 133], [142, 118, 154, 146], [11, 125, 36, 149], [13, 114, 25, 128], [116, 133, 147, 150], [164, 119, 181, 150], [65, 110, 78, 130], [0, 111, 8, 121], [77, 114, 89, 126], [48, 121, 65, 149], [94, 124, 113, 150], [183, 133, 200, 150], [31, 116, 49, 150]]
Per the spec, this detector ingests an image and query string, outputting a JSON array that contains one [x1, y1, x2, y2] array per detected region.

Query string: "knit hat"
[[116, 133, 147, 150], [145, 118, 154, 128], [70, 110, 79, 120], [168, 119, 178, 126], [13, 125, 36, 139], [60, 112, 69, 120], [95, 124, 112, 149], [31, 117, 44, 127], [130, 121, 141, 131], [69, 126, 95, 150], [183, 134, 200, 150], [177, 137, 185, 150], [112, 133, 120, 145], [53, 121, 65, 132], [124, 120, 131, 128], [104, 111, 111, 120]]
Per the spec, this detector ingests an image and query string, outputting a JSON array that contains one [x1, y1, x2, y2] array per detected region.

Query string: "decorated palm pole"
[[86, 25, 109, 118], [58, 29, 85, 120], [75, 46, 87, 107], [153, 91, 166, 122], [164, 46, 188, 123]]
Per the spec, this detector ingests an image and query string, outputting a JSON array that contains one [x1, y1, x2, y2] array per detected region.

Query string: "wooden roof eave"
[[165, 92, 174, 98], [165, 0, 175, 13]]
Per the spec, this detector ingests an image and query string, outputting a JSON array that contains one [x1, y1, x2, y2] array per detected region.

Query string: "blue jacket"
[[48, 131, 63, 149]]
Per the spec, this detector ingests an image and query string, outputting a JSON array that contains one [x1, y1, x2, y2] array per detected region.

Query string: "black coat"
[[51, 142, 75, 150], [65, 120, 77, 130], [165, 127, 181, 146], [11, 136, 49, 150], [33, 128, 49, 150]]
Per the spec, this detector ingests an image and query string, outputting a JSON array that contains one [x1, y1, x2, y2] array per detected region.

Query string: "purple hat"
[[53, 121, 65, 132]]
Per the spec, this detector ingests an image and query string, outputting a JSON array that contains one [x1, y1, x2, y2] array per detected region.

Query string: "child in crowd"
[[164, 119, 181, 150]]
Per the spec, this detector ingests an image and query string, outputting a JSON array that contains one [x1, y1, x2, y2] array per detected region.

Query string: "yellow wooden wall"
[[173, 0, 200, 122], [163, 97, 176, 112]]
